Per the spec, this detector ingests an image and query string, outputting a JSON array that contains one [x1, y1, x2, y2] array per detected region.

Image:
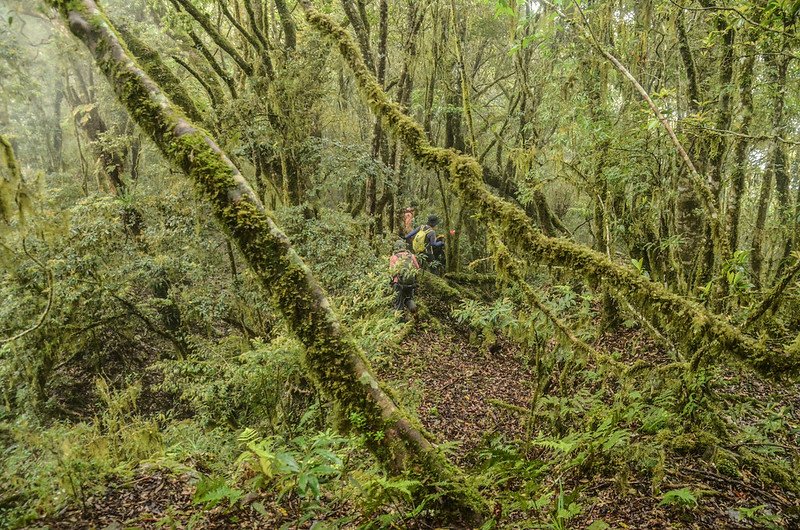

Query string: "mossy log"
[[299, 2, 798, 378], [44, 0, 486, 522]]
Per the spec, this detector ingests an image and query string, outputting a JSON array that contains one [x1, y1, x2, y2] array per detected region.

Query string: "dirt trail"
[[387, 329, 533, 462]]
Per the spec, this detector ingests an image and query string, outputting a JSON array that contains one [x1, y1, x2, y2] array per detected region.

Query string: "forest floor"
[[31, 282, 800, 529], [394, 326, 800, 529]]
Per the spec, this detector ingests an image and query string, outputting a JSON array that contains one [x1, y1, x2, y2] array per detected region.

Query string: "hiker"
[[402, 206, 415, 234], [389, 239, 420, 312], [405, 214, 445, 273]]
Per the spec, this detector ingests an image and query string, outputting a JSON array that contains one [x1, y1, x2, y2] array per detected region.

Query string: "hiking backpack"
[[412, 226, 433, 254], [391, 251, 418, 285]]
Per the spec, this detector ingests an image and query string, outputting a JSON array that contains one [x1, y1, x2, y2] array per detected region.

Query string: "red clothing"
[[403, 208, 415, 234], [389, 251, 420, 284]]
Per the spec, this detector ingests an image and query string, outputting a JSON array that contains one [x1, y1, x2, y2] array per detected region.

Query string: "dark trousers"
[[393, 282, 416, 310], [421, 249, 444, 275]]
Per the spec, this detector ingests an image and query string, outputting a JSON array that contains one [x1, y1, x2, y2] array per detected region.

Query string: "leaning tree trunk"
[[44, 0, 486, 522], [300, 0, 798, 378]]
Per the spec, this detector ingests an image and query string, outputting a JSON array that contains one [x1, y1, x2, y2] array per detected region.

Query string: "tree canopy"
[[1, 0, 799, 527]]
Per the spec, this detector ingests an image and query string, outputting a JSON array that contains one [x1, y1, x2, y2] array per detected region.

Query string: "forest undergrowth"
[[3, 0, 800, 528], [2, 203, 798, 529]]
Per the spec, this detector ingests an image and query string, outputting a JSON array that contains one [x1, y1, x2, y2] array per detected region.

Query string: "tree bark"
[[751, 48, 789, 288], [726, 49, 756, 253], [274, 0, 297, 52], [301, 1, 799, 377], [45, 0, 486, 522]]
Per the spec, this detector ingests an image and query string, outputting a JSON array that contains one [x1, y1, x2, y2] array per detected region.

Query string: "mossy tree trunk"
[[64, 67, 128, 195], [44, 0, 486, 522], [300, 0, 798, 378], [726, 42, 756, 255], [752, 45, 790, 289]]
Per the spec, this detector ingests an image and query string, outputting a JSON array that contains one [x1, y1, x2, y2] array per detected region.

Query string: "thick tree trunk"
[[726, 50, 756, 253], [366, 0, 388, 232], [698, 12, 735, 292], [45, 0, 486, 522], [751, 50, 789, 288], [301, 1, 798, 377], [274, 0, 297, 52]]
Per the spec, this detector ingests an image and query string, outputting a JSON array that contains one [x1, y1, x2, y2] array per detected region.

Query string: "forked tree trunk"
[[44, 0, 486, 522]]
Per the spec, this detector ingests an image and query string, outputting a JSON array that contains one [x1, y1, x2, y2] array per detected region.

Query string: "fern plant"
[[236, 428, 348, 500]]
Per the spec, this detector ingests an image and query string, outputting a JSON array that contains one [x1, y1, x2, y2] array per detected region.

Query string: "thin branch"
[[172, 55, 221, 107], [695, 125, 800, 146], [0, 240, 54, 345], [667, 0, 790, 36], [169, 0, 254, 76], [745, 258, 800, 328]]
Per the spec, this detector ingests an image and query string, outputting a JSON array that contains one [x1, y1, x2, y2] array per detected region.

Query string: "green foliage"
[[659, 487, 698, 509], [0, 381, 162, 528], [723, 250, 753, 295], [157, 336, 311, 430], [236, 428, 348, 501], [193, 475, 243, 508]]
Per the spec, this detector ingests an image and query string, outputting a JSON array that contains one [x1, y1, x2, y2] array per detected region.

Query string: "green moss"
[[115, 24, 204, 124], [713, 451, 740, 478], [668, 431, 718, 456], [301, 2, 797, 379], [737, 447, 800, 493], [48, 0, 488, 522]]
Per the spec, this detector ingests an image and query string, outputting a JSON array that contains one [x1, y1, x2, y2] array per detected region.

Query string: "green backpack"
[[391, 251, 418, 285], [412, 226, 433, 254]]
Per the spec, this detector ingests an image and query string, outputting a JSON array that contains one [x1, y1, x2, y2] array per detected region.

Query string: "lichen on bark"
[[299, 1, 798, 378], [44, 0, 487, 522]]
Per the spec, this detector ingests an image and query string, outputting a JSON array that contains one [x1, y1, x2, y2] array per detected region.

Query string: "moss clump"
[[713, 451, 741, 478], [48, 0, 488, 523], [300, 1, 797, 379], [668, 431, 718, 456]]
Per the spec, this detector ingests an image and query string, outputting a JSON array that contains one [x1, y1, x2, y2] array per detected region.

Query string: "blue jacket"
[[405, 225, 444, 250]]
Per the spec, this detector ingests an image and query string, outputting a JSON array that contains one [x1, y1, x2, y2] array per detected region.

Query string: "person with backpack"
[[389, 239, 420, 312], [405, 214, 445, 273]]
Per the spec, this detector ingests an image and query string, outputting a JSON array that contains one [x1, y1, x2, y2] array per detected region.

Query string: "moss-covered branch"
[[488, 229, 620, 369], [0, 134, 27, 224], [299, 1, 798, 378], [116, 23, 204, 124], [44, 0, 486, 522], [746, 258, 800, 329]]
